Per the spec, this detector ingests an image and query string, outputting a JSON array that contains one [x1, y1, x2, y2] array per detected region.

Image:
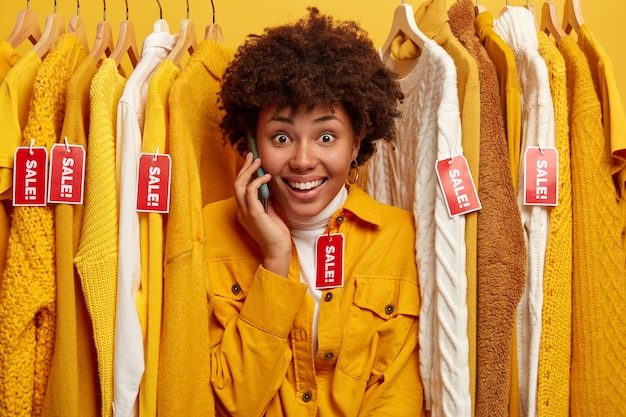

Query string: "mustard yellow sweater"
[[559, 34, 626, 417], [73, 58, 126, 417], [0, 33, 84, 417], [536, 32, 573, 417]]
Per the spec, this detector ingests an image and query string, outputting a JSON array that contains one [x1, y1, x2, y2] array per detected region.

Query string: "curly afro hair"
[[219, 7, 403, 165]]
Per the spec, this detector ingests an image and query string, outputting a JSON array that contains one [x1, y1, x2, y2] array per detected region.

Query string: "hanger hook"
[[103, 0, 107, 20], [54, 0, 57, 13], [27, 0, 31, 10], [76, 0, 80, 16], [125, 0, 129, 20], [156, 0, 162, 19], [187, 0, 190, 20], [210, 0, 216, 24]]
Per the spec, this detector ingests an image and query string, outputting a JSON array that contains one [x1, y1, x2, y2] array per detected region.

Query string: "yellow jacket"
[[204, 185, 424, 417]]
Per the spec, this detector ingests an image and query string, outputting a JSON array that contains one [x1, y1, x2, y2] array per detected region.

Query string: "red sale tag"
[[315, 233, 344, 290], [435, 155, 481, 217], [13, 145, 48, 206], [524, 146, 558, 206], [48, 143, 86, 204], [136, 152, 172, 213]]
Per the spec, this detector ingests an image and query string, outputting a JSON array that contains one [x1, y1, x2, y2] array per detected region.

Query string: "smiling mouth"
[[286, 179, 326, 191]]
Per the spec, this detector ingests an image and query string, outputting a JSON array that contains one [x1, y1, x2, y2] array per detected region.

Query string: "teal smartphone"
[[247, 133, 270, 212]]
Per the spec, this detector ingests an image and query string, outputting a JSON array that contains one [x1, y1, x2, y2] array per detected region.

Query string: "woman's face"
[[256, 102, 361, 218]]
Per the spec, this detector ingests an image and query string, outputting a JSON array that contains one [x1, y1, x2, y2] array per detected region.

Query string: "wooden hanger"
[[562, 0, 584, 34], [167, 0, 198, 65], [6, 1, 42, 48], [525, 1, 538, 31], [108, 0, 140, 68], [205, 0, 224, 43], [32, 1, 66, 59], [380, 3, 428, 63], [540, 1, 566, 42], [68, 1, 90, 53], [89, 0, 115, 60]]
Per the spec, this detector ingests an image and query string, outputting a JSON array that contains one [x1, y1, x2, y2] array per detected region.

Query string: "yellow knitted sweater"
[[559, 34, 626, 417], [73, 58, 126, 417], [536, 32, 573, 417], [0, 33, 84, 417]]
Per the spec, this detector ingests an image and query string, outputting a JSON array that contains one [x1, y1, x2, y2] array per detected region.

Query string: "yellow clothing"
[[0, 40, 21, 282], [137, 59, 179, 417], [536, 32, 572, 417], [577, 24, 626, 195], [475, 11, 522, 189], [73, 58, 126, 417], [0, 49, 41, 199], [205, 185, 423, 417], [0, 40, 21, 81], [41, 55, 100, 417], [392, 1, 479, 411], [158, 39, 239, 417], [0, 33, 84, 417], [559, 34, 626, 417]]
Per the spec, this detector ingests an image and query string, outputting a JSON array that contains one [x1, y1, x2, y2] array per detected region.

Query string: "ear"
[[351, 135, 363, 161]]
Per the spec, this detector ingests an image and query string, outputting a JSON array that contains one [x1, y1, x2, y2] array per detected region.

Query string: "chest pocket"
[[338, 276, 420, 381]]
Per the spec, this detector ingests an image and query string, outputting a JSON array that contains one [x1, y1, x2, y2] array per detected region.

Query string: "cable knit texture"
[[0, 33, 84, 417], [368, 28, 471, 416], [559, 34, 626, 417], [449, 3, 526, 417], [536, 32, 573, 417], [158, 39, 238, 417], [73, 58, 126, 417]]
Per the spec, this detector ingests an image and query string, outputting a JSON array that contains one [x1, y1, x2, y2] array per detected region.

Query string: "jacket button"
[[302, 391, 312, 402], [324, 292, 333, 302], [335, 215, 344, 224], [231, 284, 241, 295], [385, 304, 395, 315], [324, 351, 334, 360]]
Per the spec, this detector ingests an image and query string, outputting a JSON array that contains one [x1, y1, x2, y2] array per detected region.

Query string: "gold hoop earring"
[[346, 159, 359, 185]]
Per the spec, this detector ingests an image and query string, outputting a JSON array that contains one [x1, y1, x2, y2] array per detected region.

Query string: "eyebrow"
[[268, 114, 342, 125]]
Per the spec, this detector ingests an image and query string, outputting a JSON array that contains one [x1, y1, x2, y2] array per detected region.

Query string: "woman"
[[204, 8, 424, 416]]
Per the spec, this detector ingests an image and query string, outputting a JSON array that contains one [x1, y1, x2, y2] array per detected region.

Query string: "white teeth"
[[288, 179, 324, 190]]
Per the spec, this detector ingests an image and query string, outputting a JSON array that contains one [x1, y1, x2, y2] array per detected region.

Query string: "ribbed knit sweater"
[[42, 55, 100, 417], [559, 34, 626, 417], [494, 8, 555, 417], [449, 3, 526, 417], [158, 39, 238, 417], [536, 32, 573, 417], [74, 58, 126, 417], [0, 33, 84, 417], [138, 58, 180, 417]]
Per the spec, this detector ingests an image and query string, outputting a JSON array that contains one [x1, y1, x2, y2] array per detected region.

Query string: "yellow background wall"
[[2, 0, 625, 102]]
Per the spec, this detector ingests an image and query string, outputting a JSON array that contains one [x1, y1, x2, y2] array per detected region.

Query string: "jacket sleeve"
[[209, 265, 308, 417]]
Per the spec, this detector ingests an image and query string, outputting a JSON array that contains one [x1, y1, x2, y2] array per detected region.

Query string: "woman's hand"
[[234, 152, 292, 277]]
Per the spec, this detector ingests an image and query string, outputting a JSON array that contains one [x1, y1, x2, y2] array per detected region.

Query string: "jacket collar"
[[338, 185, 383, 228]]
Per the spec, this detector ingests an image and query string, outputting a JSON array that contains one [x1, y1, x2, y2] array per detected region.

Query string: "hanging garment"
[[0, 33, 84, 417], [158, 39, 238, 417], [114, 27, 177, 417], [449, 3, 526, 417], [368, 31, 470, 417], [494, 7, 555, 417], [0, 39, 22, 286], [41, 55, 100, 417], [74, 57, 127, 417], [558, 34, 626, 417], [536, 32, 573, 417], [206, 186, 423, 417], [137, 58, 180, 417], [475, 11, 522, 190], [577, 24, 626, 195]]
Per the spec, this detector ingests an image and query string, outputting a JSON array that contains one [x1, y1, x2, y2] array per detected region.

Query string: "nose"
[[289, 141, 316, 172]]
